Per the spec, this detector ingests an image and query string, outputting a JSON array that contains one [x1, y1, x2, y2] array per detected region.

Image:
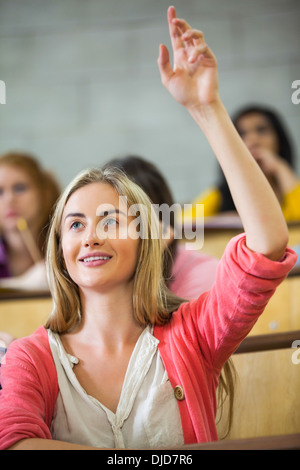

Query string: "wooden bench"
[[200, 217, 300, 259], [175, 432, 300, 450], [249, 275, 300, 335], [216, 330, 300, 440], [0, 289, 52, 339]]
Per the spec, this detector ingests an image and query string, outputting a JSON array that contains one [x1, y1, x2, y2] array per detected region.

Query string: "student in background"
[[0, 151, 60, 290], [0, 152, 60, 349], [186, 105, 300, 221], [0, 6, 296, 450], [103, 155, 218, 299]]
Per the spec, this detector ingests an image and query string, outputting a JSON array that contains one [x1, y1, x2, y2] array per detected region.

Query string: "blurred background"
[[0, 0, 299, 204]]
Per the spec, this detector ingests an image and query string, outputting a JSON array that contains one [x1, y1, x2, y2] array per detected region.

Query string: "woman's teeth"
[[83, 256, 110, 262]]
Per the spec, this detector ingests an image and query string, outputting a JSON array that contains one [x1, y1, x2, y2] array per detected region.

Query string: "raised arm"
[[158, 6, 289, 260]]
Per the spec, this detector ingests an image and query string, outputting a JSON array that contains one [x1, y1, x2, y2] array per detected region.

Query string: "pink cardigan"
[[0, 234, 296, 449]]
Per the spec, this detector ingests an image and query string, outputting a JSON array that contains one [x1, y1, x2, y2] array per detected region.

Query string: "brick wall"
[[0, 0, 299, 203]]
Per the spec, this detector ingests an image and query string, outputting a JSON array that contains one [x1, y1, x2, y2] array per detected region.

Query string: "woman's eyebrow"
[[97, 208, 127, 217], [64, 212, 86, 222], [64, 209, 127, 222]]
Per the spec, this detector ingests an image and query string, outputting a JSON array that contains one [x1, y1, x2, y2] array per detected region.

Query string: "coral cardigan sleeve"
[[0, 326, 58, 450], [155, 235, 296, 444], [191, 233, 297, 371], [157, 234, 297, 375]]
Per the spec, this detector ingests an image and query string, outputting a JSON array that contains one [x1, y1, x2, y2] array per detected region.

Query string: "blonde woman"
[[0, 6, 296, 450]]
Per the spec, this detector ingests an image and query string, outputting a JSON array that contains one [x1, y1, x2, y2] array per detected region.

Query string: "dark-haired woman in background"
[[186, 105, 300, 221]]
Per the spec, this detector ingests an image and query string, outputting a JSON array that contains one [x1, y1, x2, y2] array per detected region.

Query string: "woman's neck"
[[71, 284, 144, 350]]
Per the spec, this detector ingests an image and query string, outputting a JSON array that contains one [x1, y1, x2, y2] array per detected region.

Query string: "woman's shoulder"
[[3, 326, 58, 398], [6, 326, 52, 364]]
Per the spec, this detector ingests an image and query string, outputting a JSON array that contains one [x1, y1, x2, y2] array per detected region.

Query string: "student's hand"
[[158, 6, 219, 109], [251, 147, 284, 177], [251, 147, 300, 194]]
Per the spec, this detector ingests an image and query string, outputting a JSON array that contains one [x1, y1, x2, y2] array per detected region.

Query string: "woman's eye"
[[70, 221, 84, 230], [103, 218, 118, 229], [13, 183, 28, 194], [101, 218, 119, 233], [256, 125, 270, 135]]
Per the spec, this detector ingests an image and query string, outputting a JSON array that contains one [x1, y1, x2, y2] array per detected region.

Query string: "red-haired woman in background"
[[0, 151, 60, 289], [0, 152, 60, 346]]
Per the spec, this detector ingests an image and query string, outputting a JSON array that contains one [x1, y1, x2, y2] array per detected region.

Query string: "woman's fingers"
[[167, 6, 185, 51], [159, 8, 219, 106], [188, 44, 208, 63], [157, 44, 174, 85], [173, 19, 197, 36], [182, 28, 205, 45], [169, 9, 209, 65]]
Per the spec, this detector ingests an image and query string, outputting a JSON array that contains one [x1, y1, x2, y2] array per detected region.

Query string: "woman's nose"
[[3, 189, 16, 204], [243, 128, 261, 149], [82, 227, 104, 247]]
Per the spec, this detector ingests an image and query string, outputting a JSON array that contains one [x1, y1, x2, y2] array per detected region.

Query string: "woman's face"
[[0, 164, 41, 233], [61, 182, 140, 294], [236, 113, 279, 158]]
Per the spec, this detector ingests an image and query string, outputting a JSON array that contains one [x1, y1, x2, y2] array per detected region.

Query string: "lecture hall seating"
[[216, 330, 300, 441], [0, 289, 52, 339]]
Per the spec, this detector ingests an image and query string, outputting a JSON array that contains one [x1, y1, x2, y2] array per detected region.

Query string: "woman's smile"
[[78, 251, 113, 267]]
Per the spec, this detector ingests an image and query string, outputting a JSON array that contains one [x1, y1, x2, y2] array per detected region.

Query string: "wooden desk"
[[216, 331, 300, 440], [236, 329, 300, 354], [0, 290, 52, 338], [249, 274, 300, 335], [176, 433, 300, 450], [199, 217, 300, 260]]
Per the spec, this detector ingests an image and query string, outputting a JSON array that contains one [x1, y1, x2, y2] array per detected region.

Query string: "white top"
[[48, 327, 184, 449]]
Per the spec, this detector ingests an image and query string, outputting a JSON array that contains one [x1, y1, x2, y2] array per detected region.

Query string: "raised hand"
[[158, 6, 219, 109], [157, 7, 288, 261]]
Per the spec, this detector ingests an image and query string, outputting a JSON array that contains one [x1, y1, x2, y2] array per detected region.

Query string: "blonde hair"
[[45, 166, 235, 437]]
